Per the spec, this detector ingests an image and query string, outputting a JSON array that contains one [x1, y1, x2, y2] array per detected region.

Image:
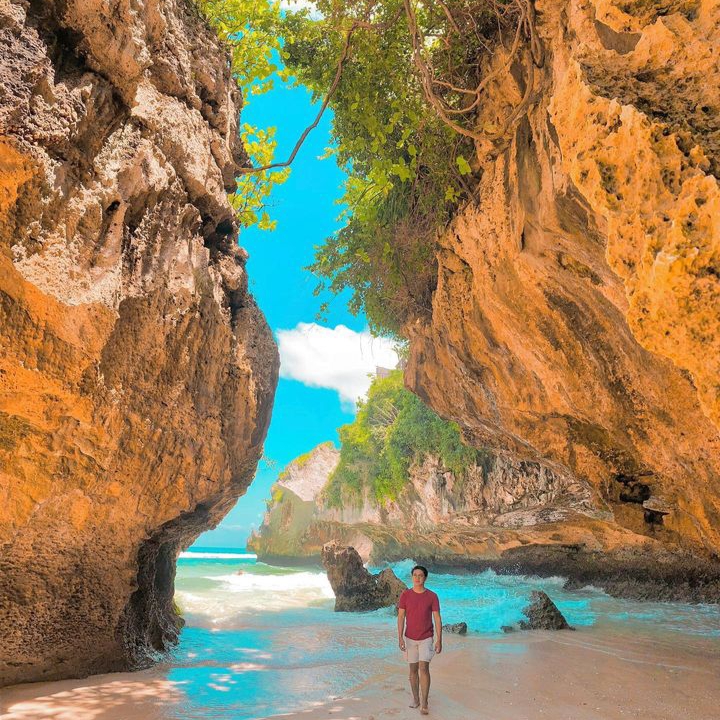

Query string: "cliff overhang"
[[404, 0, 720, 564], [0, 0, 278, 686]]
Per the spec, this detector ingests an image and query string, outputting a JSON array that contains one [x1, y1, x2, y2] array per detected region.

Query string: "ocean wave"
[[216, 571, 334, 593], [176, 569, 335, 622], [179, 551, 257, 559]]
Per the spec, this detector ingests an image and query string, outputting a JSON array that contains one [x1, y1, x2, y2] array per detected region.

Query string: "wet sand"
[[2, 629, 719, 720], [277, 629, 720, 720]]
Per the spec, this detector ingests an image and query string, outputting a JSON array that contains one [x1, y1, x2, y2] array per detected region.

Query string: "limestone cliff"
[[254, 438, 720, 600], [248, 442, 345, 562], [250, 441, 607, 567], [404, 0, 720, 576], [0, 0, 278, 686]]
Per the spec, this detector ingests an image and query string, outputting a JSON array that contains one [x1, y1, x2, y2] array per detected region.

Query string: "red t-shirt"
[[398, 588, 440, 641]]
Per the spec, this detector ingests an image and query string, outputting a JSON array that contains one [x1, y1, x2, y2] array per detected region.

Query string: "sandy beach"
[[3, 628, 719, 720]]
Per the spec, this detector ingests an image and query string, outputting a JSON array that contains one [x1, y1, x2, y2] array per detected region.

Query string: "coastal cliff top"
[[277, 442, 340, 502]]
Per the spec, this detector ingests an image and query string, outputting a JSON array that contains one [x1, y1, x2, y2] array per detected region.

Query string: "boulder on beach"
[[442, 622, 467, 635], [519, 590, 574, 630], [321, 542, 406, 612]]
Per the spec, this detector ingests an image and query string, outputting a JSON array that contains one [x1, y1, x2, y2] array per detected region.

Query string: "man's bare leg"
[[408, 662, 420, 708], [419, 661, 431, 714]]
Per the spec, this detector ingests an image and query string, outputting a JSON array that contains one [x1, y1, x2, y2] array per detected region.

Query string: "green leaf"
[[456, 155, 472, 176]]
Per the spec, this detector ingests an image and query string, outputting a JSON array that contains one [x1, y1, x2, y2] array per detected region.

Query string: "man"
[[397, 565, 442, 715]]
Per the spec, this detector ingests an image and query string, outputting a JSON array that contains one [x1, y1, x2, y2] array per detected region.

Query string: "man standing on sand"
[[397, 565, 442, 715]]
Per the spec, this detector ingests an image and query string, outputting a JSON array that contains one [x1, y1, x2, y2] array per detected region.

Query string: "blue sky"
[[194, 76, 394, 548]]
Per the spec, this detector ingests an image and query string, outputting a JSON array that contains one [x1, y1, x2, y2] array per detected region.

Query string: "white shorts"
[[404, 635, 435, 663]]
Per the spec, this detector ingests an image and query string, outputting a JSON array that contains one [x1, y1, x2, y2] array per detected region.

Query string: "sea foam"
[[217, 570, 334, 593], [179, 551, 257, 559], [176, 568, 335, 623]]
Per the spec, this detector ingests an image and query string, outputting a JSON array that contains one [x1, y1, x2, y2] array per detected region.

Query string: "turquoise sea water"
[[170, 548, 720, 720]]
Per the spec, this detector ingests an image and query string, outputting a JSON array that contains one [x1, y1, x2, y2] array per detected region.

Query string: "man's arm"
[[398, 608, 406, 651], [433, 610, 442, 653]]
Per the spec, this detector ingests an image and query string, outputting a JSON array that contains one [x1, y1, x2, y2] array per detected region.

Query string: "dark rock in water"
[[376, 568, 408, 610], [442, 622, 467, 635], [519, 591, 574, 630], [501, 625, 515, 633], [322, 542, 406, 612]]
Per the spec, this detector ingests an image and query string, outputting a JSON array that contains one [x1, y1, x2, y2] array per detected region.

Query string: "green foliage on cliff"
[[277, 441, 333, 482], [282, 0, 492, 335], [198, 0, 531, 322], [195, 0, 290, 230], [323, 370, 481, 507], [293, 445, 321, 469]]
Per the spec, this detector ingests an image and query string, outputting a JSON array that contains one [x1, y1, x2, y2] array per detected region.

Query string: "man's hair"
[[411, 565, 428, 578]]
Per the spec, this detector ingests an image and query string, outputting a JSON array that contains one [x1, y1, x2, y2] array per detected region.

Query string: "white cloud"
[[279, 0, 323, 19], [277, 323, 399, 407]]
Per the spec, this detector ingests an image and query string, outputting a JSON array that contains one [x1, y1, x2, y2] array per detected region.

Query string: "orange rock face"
[[406, 0, 720, 561], [0, 0, 278, 685]]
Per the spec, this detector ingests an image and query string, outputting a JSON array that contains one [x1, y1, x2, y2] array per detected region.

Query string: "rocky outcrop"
[[249, 442, 720, 601], [251, 442, 604, 557], [248, 442, 345, 562], [442, 622, 468, 635], [404, 0, 720, 574], [0, 0, 278, 686], [322, 542, 406, 612], [519, 591, 574, 631]]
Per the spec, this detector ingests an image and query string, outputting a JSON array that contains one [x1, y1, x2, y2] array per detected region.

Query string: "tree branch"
[[238, 7, 404, 175], [402, 0, 539, 144]]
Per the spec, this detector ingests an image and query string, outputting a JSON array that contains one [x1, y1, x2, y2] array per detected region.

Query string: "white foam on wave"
[[176, 570, 335, 624], [179, 551, 257, 559], [217, 571, 334, 593]]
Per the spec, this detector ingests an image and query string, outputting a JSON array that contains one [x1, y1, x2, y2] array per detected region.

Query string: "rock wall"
[[250, 442, 614, 569], [252, 0, 720, 600], [248, 442, 345, 562], [0, 0, 278, 686], [405, 0, 720, 564]]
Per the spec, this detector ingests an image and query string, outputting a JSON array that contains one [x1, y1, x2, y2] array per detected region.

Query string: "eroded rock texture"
[[0, 0, 278, 685], [406, 0, 720, 574], [248, 442, 347, 563], [250, 442, 602, 565], [519, 591, 573, 631], [321, 542, 406, 612]]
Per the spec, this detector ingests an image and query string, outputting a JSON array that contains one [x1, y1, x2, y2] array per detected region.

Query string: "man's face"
[[412, 569, 426, 588]]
